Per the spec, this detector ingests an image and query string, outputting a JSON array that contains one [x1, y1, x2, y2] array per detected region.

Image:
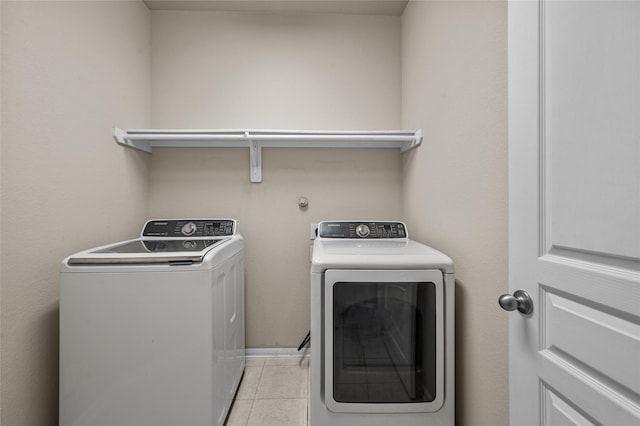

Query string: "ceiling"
[[143, 0, 410, 16]]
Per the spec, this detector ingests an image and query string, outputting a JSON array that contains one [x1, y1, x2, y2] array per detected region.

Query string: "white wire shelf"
[[113, 128, 422, 183]]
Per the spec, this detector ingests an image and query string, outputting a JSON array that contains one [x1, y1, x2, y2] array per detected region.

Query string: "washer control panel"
[[142, 219, 236, 238], [318, 221, 407, 239]]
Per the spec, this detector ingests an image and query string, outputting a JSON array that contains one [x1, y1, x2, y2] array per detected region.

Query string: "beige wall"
[[151, 11, 401, 129], [0, 1, 151, 424], [149, 11, 404, 348], [402, 1, 508, 425]]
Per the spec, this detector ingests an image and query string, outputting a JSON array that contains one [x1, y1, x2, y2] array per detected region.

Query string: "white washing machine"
[[310, 221, 455, 426], [59, 219, 245, 426]]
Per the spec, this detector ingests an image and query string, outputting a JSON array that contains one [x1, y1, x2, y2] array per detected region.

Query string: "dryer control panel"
[[318, 221, 407, 239], [142, 219, 236, 238]]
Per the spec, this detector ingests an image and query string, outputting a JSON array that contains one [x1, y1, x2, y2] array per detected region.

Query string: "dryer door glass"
[[332, 281, 436, 404]]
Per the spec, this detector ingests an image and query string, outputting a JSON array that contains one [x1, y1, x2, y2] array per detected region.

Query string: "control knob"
[[355, 224, 371, 238], [182, 240, 197, 250], [181, 222, 197, 236]]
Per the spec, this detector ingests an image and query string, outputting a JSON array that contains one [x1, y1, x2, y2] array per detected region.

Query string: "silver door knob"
[[498, 290, 533, 315]]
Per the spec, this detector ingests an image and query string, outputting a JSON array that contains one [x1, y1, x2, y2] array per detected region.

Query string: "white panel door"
[[508, 1, 640, 425]]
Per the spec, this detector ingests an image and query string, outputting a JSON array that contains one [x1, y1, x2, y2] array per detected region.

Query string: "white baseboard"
[[245, 347, 310, 358]]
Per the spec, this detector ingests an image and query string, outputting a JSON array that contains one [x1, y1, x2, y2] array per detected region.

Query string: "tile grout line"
[[245, 363, 264, 425]]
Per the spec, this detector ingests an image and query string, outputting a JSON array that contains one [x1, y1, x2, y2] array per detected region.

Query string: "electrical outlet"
[[310, 223, 318, 240]]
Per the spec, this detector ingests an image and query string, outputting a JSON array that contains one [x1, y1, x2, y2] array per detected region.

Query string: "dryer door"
[[324, 269, 445, 413]]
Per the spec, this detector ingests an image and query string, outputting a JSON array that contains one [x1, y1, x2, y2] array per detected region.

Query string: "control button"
[[182, 240, 197, 250], [355, 224, 371, 238], [181, 222, 197, 236]]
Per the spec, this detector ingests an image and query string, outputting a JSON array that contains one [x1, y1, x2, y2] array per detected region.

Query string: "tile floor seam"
[[254, 364, 265, 402], [246, 398, 256, 426]]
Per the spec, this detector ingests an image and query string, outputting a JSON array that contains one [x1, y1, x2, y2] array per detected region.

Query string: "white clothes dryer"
[[59, 219, 244, 426], [310, 221, 454, 426]]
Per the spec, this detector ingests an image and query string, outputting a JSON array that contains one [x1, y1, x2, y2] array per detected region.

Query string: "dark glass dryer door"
[[324, 269, 445, 414]]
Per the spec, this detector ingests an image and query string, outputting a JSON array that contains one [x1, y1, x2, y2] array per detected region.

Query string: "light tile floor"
[[225, 357, 310, 426]]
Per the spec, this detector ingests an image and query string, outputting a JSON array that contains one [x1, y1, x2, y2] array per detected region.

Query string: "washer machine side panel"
[[213, 250, 246, 425]]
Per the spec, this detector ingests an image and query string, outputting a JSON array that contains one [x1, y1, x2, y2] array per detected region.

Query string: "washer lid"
[[66, 238, 228, 265]]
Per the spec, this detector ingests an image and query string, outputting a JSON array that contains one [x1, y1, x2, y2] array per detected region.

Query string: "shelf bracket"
[[247, 132, 263, 183], [113, 127, 153, 153]]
